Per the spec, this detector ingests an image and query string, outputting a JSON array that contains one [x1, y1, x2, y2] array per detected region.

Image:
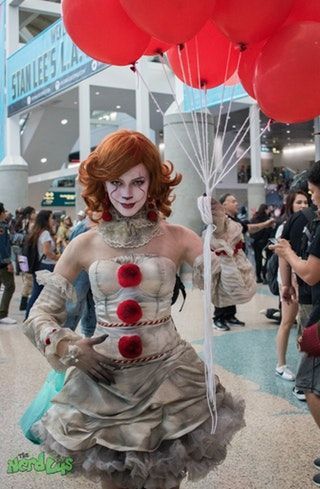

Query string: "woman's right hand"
[[73, 334, 115, 385]]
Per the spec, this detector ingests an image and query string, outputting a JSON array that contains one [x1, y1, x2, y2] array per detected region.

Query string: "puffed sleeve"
[[22, 270, 83, 371]]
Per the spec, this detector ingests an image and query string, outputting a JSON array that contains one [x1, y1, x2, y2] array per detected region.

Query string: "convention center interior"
[[1, 1, 320, 489]]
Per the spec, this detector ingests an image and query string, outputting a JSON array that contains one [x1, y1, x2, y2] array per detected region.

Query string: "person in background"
[[271, 161, 320, 487], [10, 208, 24, 275], [64, 211, 97, 338], [19, 206, 36, 311], [250, 204, 274, 283], [213, 193, 274, 331], [56, 215, 73, 254], [274, 190, 309, 382], [0, 202, 16, 325], [73, 209, 86, 227], [25, 210, 59, 319]]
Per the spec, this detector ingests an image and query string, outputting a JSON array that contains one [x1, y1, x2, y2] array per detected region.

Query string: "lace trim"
[[98, 208, 163, 248], [35, 270, 77, 302]]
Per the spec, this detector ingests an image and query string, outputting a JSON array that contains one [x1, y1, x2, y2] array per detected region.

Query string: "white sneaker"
[[0, 317, 17, 324], [292, 387, 306, 401], [276, 365, 296, 381]]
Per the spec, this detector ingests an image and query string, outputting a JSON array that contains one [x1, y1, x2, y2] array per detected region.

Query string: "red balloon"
[[212, 0, 295, 46], [144, 38, 172, 56], [286, 0, 320, 23], [62, 0, 150, 66], [254, 22, 320, 123], [120, 0, 215, 44], [238, 41, 265, 98], [167, 20, 238, 89]]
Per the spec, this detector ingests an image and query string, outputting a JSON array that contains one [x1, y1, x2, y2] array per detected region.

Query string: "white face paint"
[[105, 164, 150, 217]]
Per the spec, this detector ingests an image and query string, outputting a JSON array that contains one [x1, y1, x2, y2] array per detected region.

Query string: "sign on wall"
[[41, 190, 75, 207], [183, 83, 247, 112], [0, 0, 6, 161], [7, 19, 108, 116]]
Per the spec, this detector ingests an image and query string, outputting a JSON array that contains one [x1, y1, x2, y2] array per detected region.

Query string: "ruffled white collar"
[[98, 207, 163, 249]]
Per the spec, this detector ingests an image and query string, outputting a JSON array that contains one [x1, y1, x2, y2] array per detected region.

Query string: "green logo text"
[[7, 452, 73, 476]]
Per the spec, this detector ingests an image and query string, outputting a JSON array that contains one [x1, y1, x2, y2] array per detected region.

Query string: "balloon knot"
[[178, 43, 185, 52], [130, 63, 137, 73], [238, 42, 247, 52], [156, 49, 164, 57], [200, 79, 207, 89]]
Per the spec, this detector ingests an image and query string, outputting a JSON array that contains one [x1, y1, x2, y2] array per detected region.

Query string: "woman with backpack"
[[275, 190, 308, 382], [25, 210, 59, 319]]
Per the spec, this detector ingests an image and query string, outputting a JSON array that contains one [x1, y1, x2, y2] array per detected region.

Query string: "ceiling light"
[[286, 130, 290, 134], [61, 119, 68, 125], [283, 144, 315, 154], [232, 125, 236, 129], [95, 91, 100, 95], [156, 109, 161, 113], [74, 101, 78, 105], [40, 157, 47, 163], [116, 105, 121, 109]]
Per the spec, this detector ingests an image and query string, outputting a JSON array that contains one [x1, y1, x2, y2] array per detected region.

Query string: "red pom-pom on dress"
[[117, 264, 142, 288], [117, 300, 143, 324], [118, 335, 143, 358]]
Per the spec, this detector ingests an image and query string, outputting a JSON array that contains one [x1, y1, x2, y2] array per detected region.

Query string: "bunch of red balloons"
[[62, 0, 320, 123]]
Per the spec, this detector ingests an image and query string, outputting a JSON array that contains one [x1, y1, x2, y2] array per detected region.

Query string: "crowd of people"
[[0, 207, 87, 324], [1, 131, 320, 487]]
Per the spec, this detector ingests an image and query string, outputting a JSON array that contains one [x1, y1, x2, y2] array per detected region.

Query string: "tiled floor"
[[0, 277, 318, 489]]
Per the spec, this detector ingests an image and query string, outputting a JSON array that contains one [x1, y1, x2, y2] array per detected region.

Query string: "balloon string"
[[133, 65, 205, 183]]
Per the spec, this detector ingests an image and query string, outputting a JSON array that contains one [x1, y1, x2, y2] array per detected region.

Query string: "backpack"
[[266, 253, 279, 296], [19, 240, 45, 273], [171, 274, 186, 311], [300, 207, 319, 260]]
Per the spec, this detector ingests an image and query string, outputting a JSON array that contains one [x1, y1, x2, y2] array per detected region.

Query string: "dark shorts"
[[296, 354, 320, 397]]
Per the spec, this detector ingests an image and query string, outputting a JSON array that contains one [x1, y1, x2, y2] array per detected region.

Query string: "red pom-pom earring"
[[102, 194, 112, 222], [146, 197, 158, 222]]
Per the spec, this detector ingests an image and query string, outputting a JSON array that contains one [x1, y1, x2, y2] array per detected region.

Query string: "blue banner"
[[184, 83, 247, 112], [0, 0, 6, 161], [7, 18, 108, 115]]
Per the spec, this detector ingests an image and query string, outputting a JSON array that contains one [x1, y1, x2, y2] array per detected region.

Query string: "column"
[[164, 112, 214, 235], [0, 2, 29, 212], [76, 83, 91, 212], [135, 58, 150, 138], [247, 104, 265, 217]]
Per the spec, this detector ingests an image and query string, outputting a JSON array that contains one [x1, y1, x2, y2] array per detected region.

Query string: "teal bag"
[[19, 369, 66, 444]]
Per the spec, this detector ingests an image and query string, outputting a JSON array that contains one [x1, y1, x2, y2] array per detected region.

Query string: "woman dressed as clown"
[[23, 130, 254, 489]]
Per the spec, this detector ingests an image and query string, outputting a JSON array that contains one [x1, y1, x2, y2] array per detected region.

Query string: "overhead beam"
[[9, 0, 26, 6], [20, 0, 61, 16], [20, 12, 38, 29], [20, 26, 34, 42]]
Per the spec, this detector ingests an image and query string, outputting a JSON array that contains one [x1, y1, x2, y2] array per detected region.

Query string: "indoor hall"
[[0, 276, 318, 489]]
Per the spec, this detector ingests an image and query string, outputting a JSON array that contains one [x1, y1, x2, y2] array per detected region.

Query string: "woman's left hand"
[[269, 238, 292, 258]]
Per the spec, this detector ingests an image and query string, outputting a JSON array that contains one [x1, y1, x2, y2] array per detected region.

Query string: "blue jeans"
[[25, 263, 55, 319], [64, 271, 96, 337]]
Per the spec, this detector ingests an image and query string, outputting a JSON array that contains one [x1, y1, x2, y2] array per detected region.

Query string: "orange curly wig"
[[78, 130, 182, 217]]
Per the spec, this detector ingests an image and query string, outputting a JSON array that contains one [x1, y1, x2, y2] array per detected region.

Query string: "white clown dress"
[[24, 253, 245, 488]]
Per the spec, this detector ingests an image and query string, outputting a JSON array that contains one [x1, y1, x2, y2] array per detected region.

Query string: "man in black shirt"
[[213, 193, 274, 331], [272, 161, 320, 487]]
